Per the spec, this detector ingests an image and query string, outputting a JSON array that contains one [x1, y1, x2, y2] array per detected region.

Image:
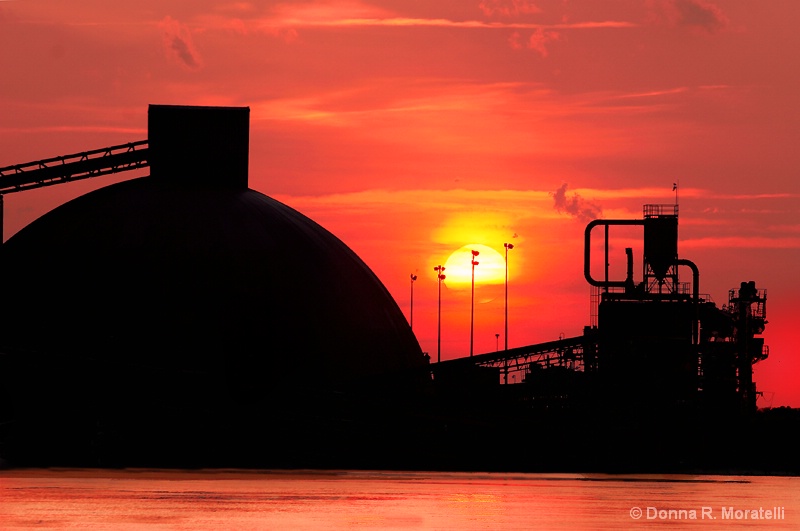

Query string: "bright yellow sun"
[[442, 244, 507, 286]]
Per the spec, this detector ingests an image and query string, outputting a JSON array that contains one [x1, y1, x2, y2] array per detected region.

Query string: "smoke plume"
[[551, 183, 602, 222], [160, 16, 203, 70]]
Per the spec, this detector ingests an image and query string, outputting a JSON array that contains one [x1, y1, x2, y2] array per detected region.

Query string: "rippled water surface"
[[1, 469, 798, 529]]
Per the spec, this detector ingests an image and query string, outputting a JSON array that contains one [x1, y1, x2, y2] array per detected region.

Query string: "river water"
[[1, 469, 798, 529]]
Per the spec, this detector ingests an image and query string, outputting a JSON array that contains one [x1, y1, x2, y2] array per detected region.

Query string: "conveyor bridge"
[[0, 141, 149, 195], [430, 332, 597, 384], [0, 140, 149, 238]]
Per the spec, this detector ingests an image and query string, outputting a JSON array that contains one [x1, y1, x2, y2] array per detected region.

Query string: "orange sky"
[[1, 0, 799, 407]]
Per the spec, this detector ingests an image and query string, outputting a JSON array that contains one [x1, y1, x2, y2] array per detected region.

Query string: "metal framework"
[[0, 141, 149, 240], [431, 333, 597, 384], [0, 141, 149, 195]]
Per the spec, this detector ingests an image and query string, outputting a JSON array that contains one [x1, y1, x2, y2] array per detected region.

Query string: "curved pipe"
[[584, 219, 644, 288], [677, 258, 700, 345], [676, 258, 699, 303]]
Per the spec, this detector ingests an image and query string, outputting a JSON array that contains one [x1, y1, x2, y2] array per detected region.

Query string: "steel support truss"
[[0, 140, 149, 195]]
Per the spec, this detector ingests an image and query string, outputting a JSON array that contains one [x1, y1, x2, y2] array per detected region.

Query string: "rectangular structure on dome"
[[148, 104, 250, 189]]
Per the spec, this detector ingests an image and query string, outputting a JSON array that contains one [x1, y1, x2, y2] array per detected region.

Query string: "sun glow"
[[442, 244, 507, 287]]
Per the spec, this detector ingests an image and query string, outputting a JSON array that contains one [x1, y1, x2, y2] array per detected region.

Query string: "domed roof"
[[0, 106, 429, 467], [0, 176, 425, 385]]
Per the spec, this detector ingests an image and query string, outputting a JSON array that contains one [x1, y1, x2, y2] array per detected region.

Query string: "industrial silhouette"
[[0, 106, 429, 468], [0, 105, 796, 473]]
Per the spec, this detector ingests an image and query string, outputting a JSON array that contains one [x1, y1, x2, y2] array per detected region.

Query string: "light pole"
[[470, 250, 479, 357], [434, 265, 446, 363], [504, 242, 514, 351], [409, 274, 417, 330]]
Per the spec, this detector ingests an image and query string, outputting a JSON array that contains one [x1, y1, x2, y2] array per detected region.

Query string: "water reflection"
[[0, 469, 798, 529]]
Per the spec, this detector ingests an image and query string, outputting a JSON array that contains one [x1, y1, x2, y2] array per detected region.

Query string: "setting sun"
[[442, 244, 508, 287]]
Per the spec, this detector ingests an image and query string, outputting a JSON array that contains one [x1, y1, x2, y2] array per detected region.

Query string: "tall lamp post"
[[470, 250, 480, 357], [504, 242, 514, 351], [409, 274, 417, 330], [434, 265, 446, 363]]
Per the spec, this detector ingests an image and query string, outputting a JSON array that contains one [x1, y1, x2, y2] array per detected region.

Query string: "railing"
[[643, 204, 678, 217]]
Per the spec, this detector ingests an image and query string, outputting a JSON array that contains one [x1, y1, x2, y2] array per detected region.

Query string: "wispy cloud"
[[616, 87, 690, 99], [682, 236, 800, 250], [274, 188, 551, 211], [159, 16, 203, 70], [270, 17, 635, 30], [479, 0, 542, 17], [0, 125, 146, 136], [531, 27, 560, 56], [252, 1, 635, 31]]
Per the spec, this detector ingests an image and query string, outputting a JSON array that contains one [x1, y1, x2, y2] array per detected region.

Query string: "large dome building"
[[0, 106, 431, 468]]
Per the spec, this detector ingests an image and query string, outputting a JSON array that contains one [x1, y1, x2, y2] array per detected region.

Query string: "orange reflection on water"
[[1, 469, 798, 530]]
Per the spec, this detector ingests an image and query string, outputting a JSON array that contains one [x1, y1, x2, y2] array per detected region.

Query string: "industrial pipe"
[[584, 219, 644, 288], [677, 258, 701, 345]]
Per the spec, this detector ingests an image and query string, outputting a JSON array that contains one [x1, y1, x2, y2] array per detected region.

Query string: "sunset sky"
[[1, 0, 798, 407]]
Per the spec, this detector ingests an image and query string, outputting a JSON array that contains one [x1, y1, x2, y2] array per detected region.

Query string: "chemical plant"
[[0, 105, 795, 473], [433, 203, 769, 414]]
